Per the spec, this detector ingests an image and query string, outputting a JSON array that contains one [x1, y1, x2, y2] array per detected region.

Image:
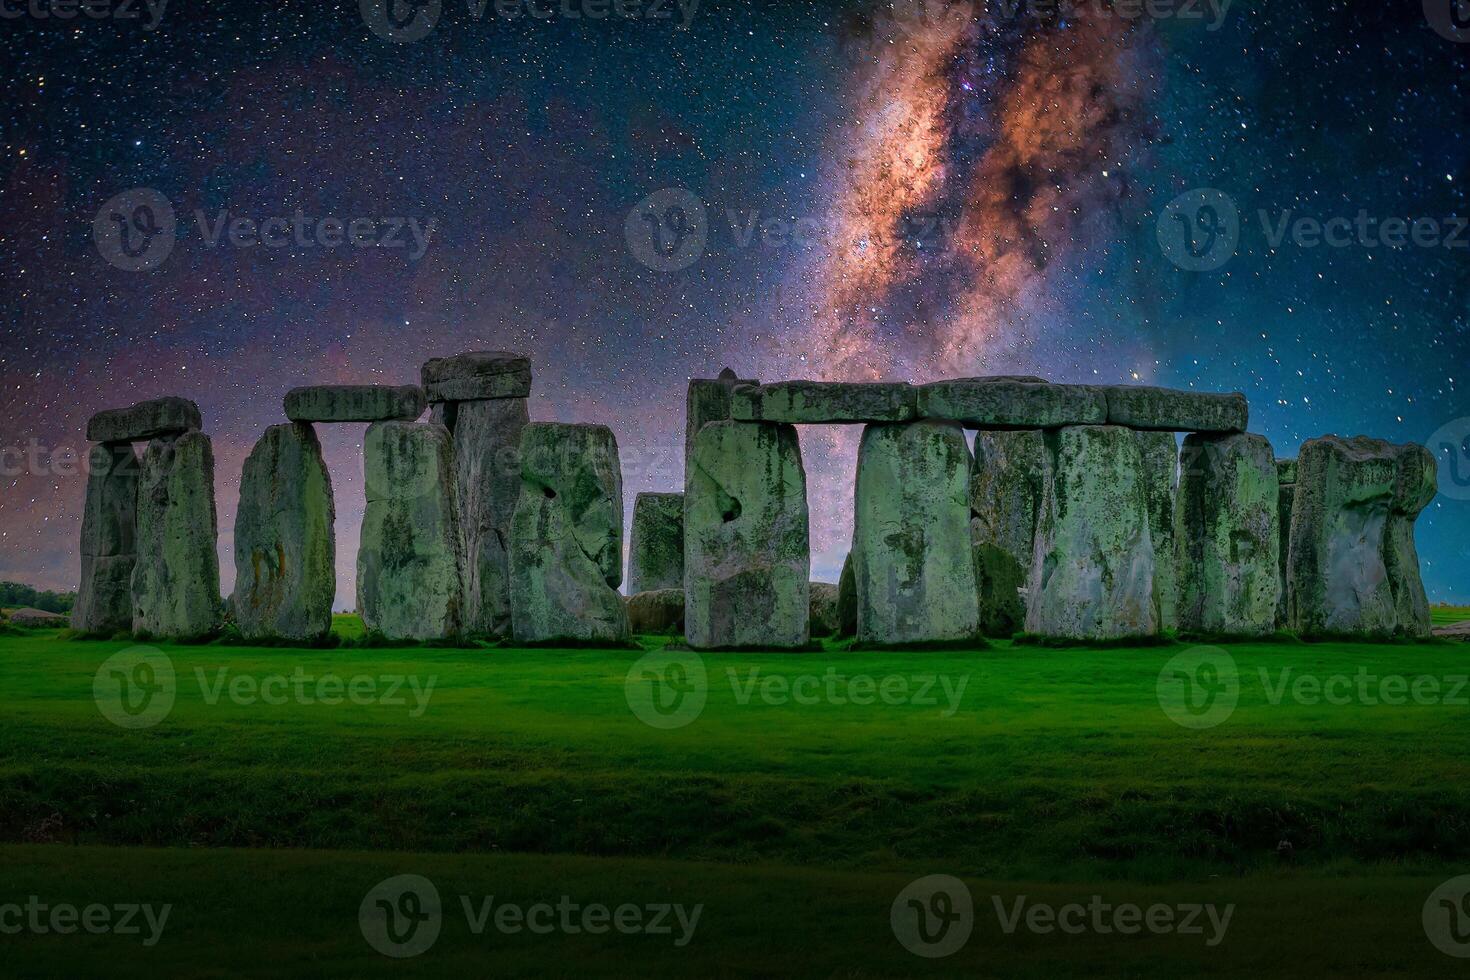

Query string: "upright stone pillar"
[[1275, 458, 1297, 628], [684, 420, 809, 649], [132, 431, 222, 639], [1287, 436, 1436, 638], [970, 430, 1045, 637], [422, 352, 531, 638], [628, 492, 685, 593], [854, 421, 980, 646], [1175, 433, 1280, 636], [234, 423, 335, 643], [1134, 431, 1180, 632], [358, 421, 464, 641], [509, 423, 628, 645], [837, 551, 857, 638], [685, 368, 756, 467], [1026, 425, 1158, 641], [74, 442, 139, 634]]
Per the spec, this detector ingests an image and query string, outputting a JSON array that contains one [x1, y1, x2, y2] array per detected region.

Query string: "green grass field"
[[4, 620, 1470, 974]]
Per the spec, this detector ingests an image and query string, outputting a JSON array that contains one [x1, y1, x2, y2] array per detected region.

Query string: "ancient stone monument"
[[422, 352, 531, 638], [1133, 430, 1180, 632], [853, 420, 980, 646], [970, 429, 1045, 637], [509, 422, 628, 645], [1175, 432, 1280, 636], [628, 492, 684, 593], [358, 420, 464, 640], [73, 442, 140, 634], [1275, 458, 1297, 627], [837, 552, 857, 638], [625, 588, 685, 635], [684, 419, 810, 649], [685, 368, 755, 465], [133, 430, 222, 639], [1286, 435, 1436, 638], [283, 385, 425, 423], [233, 422, 335, 643]]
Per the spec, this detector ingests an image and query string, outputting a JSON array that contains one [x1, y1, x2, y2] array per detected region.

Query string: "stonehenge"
[[76, 366, 1438, 650]]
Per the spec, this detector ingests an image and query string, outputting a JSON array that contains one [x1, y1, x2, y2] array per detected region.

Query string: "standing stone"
[[685, 368, 756, 467], [628, 492, 685, 593], [132, 431, 222, 639], [233, 423, 335, 643], [1134, 431, 1180, 632], [509, 423, 628, 645], [809, 582, 841, 637], [1026, 425, 1158, 641], [358, 421, 464, 641], [853, 421, 980, 646], [1276, 459, 1297, 628], [970, 430, 1045, 637], [685, 420, 809, 649], [1175, 433, 1280, 636], [451, 397, 529, 637], [1287, 436, 1436, 638], [74, 442, 139, 634], [837, 551, 857, 638]]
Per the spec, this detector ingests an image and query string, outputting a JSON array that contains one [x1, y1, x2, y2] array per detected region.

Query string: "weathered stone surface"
[[626, 589, 685, 634], [684, 420, 809, 649], [1277, 460, 1297, 628], [233, 423, 335, 643], [1026, 425, 1159, 640], [628, 492, 685, 594], [1104, 386, 1248, 433], [731, 381, 918, 424], [837, 552, 857, 638], [1134, 430, 1180, 632], [78, 443, 139, 558], [74, 555, 136, 635], [1276, 458, 1298, 485], [809, 582, 840, 637], [970, 430, 1045, 637], [132, 431, 221, 639], [1287, 436, 1436, 638], [918, 379, 1107, 429], [283, 385, 425, 423], [87, 397, 201, 443], [452, 397, 529, 636], [358, 421, 464, 641], [421, 351, 531, 401], [685, 368, 756, 465], [854, 421, 980, 646], [1175, 433, 1280, 636], [509, 423, 628, 645]]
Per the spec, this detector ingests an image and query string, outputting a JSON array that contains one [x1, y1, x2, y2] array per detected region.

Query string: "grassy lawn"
[[3, 622, 1470, 973], [1431, 606, 1470, 626]]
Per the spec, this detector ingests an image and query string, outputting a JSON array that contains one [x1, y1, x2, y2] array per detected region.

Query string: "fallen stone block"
[[509, 422, 628, 645], [626, 588, 685, 635], [421, 350, 531, 401], [283, 385, 425, 423], [132, 431, 221, 639], [1104, 385, 1247, 433], [87, 396, 201, 443], [731, 381, 918, 424], [919, 379, 1107, 429], [1175, 432, 1280, 636], [1026, 425, 1159, 640], [628, 492, 685, 594], [233, 423, 336, 643], [685, 420, 809, 649], [854, 420, 980, 646]]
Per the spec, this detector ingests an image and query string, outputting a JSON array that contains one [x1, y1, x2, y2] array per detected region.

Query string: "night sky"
[[2, 0, 1466, 607]]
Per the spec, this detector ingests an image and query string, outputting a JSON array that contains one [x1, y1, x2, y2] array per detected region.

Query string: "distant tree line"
[[0, 581, 76, 614]]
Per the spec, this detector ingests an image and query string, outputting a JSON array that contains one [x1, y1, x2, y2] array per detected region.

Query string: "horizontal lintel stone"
[[1104, 385, 1247, 433], [86, 396, 202, 443], [421, 351, 531, 401], [284, 385, 426, 423], [730, 381, 918, 423], [918, 379, 1107, 429]]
